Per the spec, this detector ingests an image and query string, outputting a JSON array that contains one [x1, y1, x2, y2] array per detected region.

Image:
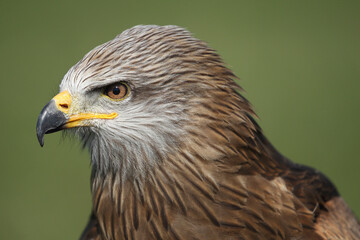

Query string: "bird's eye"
[[104, 82, 129, 100]]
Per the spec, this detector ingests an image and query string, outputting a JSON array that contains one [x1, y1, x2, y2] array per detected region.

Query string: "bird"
[[36, 25, 360, 240]]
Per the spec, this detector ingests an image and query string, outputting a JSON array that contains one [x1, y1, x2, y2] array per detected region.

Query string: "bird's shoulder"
[[281, 163, 360, 239], [206, 111, 360, 238]]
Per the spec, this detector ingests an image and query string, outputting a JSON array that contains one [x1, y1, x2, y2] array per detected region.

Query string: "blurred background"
[[1, 0, 359, 239]]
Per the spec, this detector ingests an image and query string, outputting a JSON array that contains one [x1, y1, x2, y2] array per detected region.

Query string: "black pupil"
[[112, 86, 121, 95]]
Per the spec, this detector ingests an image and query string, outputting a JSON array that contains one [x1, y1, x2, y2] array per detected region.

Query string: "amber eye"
[[104, 82, 129, 100]]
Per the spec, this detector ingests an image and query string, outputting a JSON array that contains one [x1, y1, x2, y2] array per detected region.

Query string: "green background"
[[1, 0, 359, 239]]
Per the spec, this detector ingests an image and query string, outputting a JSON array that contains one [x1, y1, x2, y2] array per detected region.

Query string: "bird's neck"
[[89, 120, 289, 239], [89, 107, 288, 218]]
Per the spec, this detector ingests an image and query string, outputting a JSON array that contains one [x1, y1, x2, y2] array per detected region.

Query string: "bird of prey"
[[36, 25, 360, 240]]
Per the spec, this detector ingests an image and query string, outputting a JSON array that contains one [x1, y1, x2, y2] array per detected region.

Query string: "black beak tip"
[[37, 129, 45, 147], [36, 112, 46, 147], [38, 137, 44, 147]]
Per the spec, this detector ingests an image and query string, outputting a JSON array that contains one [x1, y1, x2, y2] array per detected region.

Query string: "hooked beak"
[[36, 91, 117, 147], [36, 99, 68, 147]]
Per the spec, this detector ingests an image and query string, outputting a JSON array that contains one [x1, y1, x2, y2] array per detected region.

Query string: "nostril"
[[59, 103, 69, 109]]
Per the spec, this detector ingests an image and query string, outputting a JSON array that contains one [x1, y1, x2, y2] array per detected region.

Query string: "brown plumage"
[[36, 25, 360, 240]]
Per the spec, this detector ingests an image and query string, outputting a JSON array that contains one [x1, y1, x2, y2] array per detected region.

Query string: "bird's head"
[[37, 25, 249, 178]]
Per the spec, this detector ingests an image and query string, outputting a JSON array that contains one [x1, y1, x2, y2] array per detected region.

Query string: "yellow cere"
[[53, 90, 72, 114]]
